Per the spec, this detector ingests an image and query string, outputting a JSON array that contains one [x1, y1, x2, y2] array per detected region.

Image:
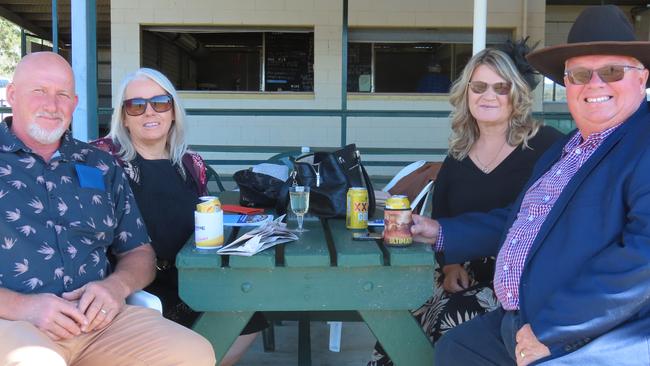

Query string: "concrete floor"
[[238, 321, 377, 366]]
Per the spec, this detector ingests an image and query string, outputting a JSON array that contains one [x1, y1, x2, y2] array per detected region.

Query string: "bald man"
[[0, 52, 215, 366]]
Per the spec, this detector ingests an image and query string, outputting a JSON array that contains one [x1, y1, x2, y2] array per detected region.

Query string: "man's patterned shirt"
[[0, 120, 150, 296]]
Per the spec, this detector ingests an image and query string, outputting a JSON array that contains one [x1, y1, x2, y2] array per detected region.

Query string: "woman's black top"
[[129, 155, 199, 261], [432, 125, 564, 218], [128, 155, 268, 333]]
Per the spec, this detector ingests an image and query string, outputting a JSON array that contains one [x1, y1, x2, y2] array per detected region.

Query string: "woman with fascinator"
[[369, 40, 563, 366]]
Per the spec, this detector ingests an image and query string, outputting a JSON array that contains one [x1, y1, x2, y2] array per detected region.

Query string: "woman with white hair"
[[92, 68, 266, 366]]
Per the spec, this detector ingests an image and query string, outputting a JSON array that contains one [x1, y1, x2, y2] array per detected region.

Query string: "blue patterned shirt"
[[0, 119, 150, 296]]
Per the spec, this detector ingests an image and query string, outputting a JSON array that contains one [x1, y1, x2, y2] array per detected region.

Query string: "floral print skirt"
[[368, 257, 500, 366]]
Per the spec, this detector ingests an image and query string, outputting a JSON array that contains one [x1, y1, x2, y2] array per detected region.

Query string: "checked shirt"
[[436, 124, 619, 310]]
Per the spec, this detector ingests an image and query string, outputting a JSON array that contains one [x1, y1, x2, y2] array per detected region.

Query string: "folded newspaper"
[[217, 215, 297, 256]]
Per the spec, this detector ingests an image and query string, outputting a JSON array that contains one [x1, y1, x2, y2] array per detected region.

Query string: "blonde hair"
[[108, 68, 188, 167], [447, 48, 540, 160]]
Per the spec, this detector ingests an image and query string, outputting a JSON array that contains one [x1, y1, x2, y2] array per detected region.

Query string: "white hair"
[[108, 68, 188, 167], [28, 123, 67, 144]]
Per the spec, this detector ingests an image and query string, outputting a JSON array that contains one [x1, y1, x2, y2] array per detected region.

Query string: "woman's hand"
[[442, 264, 470, 293]]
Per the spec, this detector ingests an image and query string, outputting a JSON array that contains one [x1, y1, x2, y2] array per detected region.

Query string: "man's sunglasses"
[[564, 65, 645, 85], [468, 81, 511, 96], [123, 94, 173, 116]]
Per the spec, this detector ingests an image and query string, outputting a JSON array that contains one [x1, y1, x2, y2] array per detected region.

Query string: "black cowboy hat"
[[527, 5, 650, 87]]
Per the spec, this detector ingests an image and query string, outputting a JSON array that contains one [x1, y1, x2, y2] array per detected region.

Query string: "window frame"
[[141, 26, 315, 93], [347, 27, 513, 95]]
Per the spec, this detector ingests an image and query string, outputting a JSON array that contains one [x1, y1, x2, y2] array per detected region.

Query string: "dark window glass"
[[142, 30, 313, 92], [195, 32, 262, 91], [265, 33, 314, 92], [347, 43, 372, 92], [348, 42, 488, 94]]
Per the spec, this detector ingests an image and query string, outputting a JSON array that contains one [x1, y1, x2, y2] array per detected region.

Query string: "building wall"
[[111, 0, 545, 176], [545, 5, 640, 47], [542, 5, 647, 114]]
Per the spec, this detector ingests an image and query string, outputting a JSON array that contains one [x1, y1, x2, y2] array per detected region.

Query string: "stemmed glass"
[[289, 186, 310, 233]]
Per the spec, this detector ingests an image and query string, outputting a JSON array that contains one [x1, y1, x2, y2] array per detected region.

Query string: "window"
[[347, 28, 511, 94], [543, 77, 566, 102], [142, 28, 314, 92], [0, 78, 8, 107]]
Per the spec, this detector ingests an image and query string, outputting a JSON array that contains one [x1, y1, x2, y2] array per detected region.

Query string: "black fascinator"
[[499, 37, 541, 90]]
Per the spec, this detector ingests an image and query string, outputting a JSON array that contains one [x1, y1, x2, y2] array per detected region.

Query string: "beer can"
[[346, 187, 369, 229], [195, 210, 224, 249], [197, 196, 221, 213], [384, 195, 413, 246]]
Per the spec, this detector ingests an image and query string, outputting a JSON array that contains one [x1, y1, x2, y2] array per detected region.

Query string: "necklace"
[[473, 138, 508, 173]]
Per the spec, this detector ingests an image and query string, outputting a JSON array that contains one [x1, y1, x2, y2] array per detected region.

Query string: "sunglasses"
[[468, 81, 511, 96], [123, 94, 174, 116], [564, 65, 645, 85]]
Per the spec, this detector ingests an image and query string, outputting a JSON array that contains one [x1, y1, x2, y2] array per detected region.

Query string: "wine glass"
[[289, 186, 310, 233]]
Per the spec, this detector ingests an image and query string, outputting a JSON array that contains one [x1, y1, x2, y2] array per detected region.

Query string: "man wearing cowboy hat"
[[410, 5, 650, 365]]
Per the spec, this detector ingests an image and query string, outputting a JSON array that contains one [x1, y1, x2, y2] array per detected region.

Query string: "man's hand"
[[515, 324, 551, 366], [15, 293, 88, 341], [411, 214, 440, 244], [442, 264, 470, 293], [62, 277, 128, 333]]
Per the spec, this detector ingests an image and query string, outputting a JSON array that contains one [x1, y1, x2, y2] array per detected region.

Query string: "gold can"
[[196, 196, 221, 213], [385, 195, 410, 210], [346, 187, 369, 229], [384, 195, 413, 246]]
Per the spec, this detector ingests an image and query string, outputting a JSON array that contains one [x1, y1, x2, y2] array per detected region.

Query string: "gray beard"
[[28, 123, 67, 144]]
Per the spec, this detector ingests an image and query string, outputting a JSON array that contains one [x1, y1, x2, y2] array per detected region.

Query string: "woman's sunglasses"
[[468, 81, 511, 96], [123, 94, 173, 116], [564, 65, 645, 85]]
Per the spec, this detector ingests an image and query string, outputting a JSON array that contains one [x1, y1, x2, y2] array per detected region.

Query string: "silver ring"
[[100, 308, 108, 315]]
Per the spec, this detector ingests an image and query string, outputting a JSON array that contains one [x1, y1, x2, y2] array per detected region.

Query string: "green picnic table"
[[177, 208, 435, 365]]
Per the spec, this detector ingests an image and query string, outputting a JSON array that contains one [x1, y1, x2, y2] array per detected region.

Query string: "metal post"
[[71, 0, 98, 141], [341, 0, 348, 146], [51, 0, 58, 53], [20, 28, 26, 57], [472, 0, 487, 55]]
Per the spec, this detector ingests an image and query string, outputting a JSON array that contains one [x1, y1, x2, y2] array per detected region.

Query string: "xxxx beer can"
[[346, 187, 369, 229], [383, 195, 413, 246]]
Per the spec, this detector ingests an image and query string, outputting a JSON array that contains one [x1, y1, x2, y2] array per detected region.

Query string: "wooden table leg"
[[359, 310, 434, 366], [192, 311, 254, 363], [298, 312, 311, 366]]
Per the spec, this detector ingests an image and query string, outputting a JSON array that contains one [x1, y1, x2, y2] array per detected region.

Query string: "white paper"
[[217, 215, 298, 256]]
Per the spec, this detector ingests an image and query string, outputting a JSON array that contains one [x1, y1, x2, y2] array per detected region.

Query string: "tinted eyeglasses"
[[468, 81, 511, 96], [123, 94, 173, 116], [564, 65, 645, 85]]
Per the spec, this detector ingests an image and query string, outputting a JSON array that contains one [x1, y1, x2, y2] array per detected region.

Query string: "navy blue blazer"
[[439, 101, 650, 360]]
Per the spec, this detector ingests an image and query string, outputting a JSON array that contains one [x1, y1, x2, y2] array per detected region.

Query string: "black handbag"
[[233, 169, 286, 208], [278, 144, 375, 218]]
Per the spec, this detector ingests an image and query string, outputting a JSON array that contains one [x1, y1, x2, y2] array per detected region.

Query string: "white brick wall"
[[111, 0, 546, 167]]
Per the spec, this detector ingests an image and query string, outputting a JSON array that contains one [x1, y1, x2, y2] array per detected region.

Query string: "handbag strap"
[[276, 149, 376, 217], [359, 163, 376, 216], [275, 171, 295, 217]]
